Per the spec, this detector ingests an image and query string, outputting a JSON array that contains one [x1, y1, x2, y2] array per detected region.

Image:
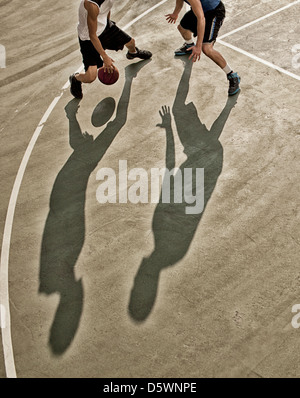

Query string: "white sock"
[[185, 38, 194, 45], [223, 64, 233, 75]]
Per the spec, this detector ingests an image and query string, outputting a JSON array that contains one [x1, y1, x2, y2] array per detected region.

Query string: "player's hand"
[[187, 45, 202, 62], [103, 54, 115, 73], [165, 13, 178, 24], [156, 105, 172, 129]]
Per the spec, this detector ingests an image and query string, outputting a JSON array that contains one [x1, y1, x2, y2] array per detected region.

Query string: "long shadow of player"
[[39, 60, 150, 355], [128, 57, 239, 322]]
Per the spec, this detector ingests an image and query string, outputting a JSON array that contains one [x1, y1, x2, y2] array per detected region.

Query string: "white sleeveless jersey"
[[77, 0, 115, 41]]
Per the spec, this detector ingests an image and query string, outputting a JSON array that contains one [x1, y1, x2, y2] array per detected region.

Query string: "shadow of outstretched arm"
[[92, 60, 151, 162], [157, 105, 175, 170], [172, 58, 193, 113], [210, 92, 240, 140]]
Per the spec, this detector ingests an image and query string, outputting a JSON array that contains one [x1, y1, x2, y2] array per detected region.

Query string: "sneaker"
[[227, 72, 241, 96], [126, 47, 152, 60], [174, 42, 195, 56], [69, 74, 83, 99]]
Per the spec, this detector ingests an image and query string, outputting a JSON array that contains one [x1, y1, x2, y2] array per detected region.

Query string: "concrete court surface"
[[0, 0, 300, 378]]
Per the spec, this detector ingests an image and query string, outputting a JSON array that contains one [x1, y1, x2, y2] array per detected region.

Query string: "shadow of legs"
[[128, 256, 161, 322], [49, 278, 84, 355]]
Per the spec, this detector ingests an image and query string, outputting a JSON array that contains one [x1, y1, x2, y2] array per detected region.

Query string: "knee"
[[87, 76, 97, 84], [86, 70, 97, 83], [177, 24, 183, 33], [202, 45, 213, 57], [128, 38, 135, 47]]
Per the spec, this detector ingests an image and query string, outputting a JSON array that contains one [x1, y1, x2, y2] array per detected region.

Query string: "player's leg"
[[178, 24, 193, 42], [69, 38, 103, 99], [125, 38, 136, 53], [175, 10, 196, 55], [126, 38, 152, 60], [99, 20, 152, 60], [202, 42, 227, 68], [69, 66, 98, 100], [125, 37, 152, 60], [202, 43, 240, 96], [125, 36, 152, 60], [202, 2, 240, 96], [75, 66, 98, 83]]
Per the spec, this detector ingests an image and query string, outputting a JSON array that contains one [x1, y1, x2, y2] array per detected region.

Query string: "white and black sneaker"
[[126, 47, 152, 60], [69, 74, 83, 99], [174, 42, 195, 56], [227, 72, 241, 96]]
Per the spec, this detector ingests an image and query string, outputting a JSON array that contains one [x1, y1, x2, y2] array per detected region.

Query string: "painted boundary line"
[[0, 0, 169, 379], [0, 91, 65, 379], [218, 39, 300, 82], [218, 0, 300, 40], [217, 0, 300, 82]]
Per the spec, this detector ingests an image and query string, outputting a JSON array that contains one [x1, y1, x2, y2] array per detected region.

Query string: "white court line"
[[218, 39, 300, 82], [217, 0, 300, 82], [0, 0, 169, 379], [0, 92, 64, 380], [218, 0, 300, 40], [122, 0, 169, 31]]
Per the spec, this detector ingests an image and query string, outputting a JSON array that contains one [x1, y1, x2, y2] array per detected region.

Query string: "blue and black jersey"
[[184, 0, 221, 13]]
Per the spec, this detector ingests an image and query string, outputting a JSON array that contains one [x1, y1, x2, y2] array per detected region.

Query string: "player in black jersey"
[[166, 0, 240, 95]]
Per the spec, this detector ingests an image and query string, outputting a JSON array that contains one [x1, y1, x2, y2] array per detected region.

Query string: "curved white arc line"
[[0, 95, 62, 378], [0, 0, 169, 378]]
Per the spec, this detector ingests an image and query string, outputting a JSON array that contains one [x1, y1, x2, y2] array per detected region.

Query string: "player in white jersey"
[[70, 0, 152, 99]]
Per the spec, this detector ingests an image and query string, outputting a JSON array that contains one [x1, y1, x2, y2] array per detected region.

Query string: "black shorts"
[[79, 20, 132, 71], [180, 1, 226, 43]]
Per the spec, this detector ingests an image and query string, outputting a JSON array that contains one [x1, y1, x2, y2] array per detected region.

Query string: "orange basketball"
[[98, 66, 119, 85]]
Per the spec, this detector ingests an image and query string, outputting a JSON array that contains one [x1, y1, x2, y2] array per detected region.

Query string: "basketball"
[[98, 66, 119, 85]]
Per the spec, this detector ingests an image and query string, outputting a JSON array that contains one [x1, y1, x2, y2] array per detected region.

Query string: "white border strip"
[[218, 0, 300, 40], [0, 0, 169, 379]]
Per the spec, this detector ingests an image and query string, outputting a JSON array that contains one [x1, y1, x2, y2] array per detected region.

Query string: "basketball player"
[[70, 0, 152, 99], [165, 0, 241, 95]]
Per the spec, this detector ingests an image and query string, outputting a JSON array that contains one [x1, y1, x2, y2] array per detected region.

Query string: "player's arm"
[[165, 0, 185, 24], [85, 1, 114, 72], [188, 0, 205, 62]]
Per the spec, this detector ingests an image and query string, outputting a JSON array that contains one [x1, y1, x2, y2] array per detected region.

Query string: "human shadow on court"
[[39, 60, 149, 355], [128, 58, 239, 322]]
